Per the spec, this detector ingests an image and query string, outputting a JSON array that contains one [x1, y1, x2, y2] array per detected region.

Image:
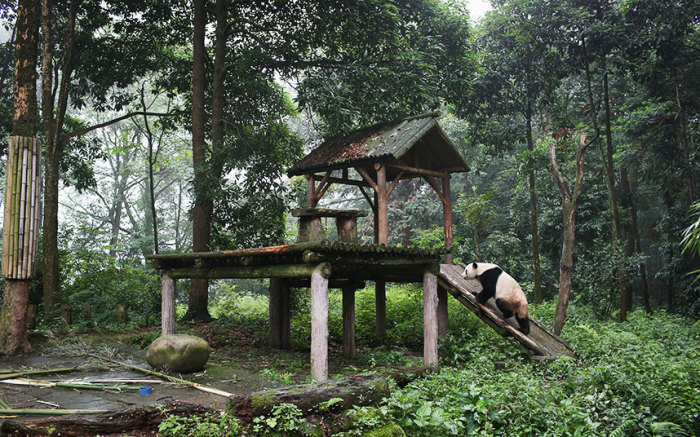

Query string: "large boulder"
[[146, 334, 210, 373]]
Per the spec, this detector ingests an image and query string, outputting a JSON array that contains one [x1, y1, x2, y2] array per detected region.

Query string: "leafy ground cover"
[[159, 284, 699, 436]]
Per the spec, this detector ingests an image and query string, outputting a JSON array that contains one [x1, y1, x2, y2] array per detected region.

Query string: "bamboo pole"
[[0, 378, 141, 391], [31, 141, 41, 274], [0, 367, 74, 381], [87, 355, 234, 398], [1, 139, 12, 272], [0, 408, 110, 416]]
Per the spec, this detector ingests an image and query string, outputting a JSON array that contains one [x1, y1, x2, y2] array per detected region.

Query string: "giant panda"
[[462, 262, 530, 335]]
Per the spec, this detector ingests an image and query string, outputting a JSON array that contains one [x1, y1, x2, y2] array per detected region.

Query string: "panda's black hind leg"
[[516, 315, 531, 335], [495, 298, 513, 319]]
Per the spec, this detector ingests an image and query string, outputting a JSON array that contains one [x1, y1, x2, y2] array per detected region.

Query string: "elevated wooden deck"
[[148, 242, 446, 381]]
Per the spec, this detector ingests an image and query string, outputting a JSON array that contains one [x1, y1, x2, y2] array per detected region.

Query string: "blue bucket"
[[139, 386, 153, 395]]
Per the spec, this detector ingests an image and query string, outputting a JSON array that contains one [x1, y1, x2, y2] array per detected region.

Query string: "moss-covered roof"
[[287, 112, 468, 177]]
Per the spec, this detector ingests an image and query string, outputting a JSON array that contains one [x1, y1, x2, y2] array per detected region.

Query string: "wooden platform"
[[438, 263, 577, 358], [147, 242, 446, 381]]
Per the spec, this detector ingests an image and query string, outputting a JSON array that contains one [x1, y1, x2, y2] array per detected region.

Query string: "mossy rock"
[[364, 424, 406, 437], [146, 334, 210, 373]]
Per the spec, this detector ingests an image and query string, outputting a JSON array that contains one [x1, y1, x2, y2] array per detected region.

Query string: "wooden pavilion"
[[148, 112, 469, 381], [287, 111, 469, 338]]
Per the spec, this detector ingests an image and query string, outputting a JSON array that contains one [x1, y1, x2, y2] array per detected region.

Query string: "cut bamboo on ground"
[[87, 354, 233, 398], [0, 378, 141, 391]]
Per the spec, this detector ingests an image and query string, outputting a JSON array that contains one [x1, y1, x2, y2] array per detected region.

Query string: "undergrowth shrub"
[[377, 307, 700, 436]]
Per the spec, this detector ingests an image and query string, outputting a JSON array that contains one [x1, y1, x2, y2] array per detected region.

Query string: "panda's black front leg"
[[477, 287, 494, 305]]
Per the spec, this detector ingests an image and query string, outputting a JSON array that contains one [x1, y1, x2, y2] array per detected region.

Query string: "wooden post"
[[161, 274, 176, 335], [61, 304, 71, 326], [438, 286, 448, 336], [376, 164, 388, 245], [342, 286, 356, 359], [281, 281, 291, 349], [269, 278, 283, 348], [310, 264, 330, 381], [423, 272, 439, 369], [306, 175, 318, 208], [442, 175, 453, 264], [375, 165, 388, 341], [336, 218, 358, 243], [375, 281, 386, 341]]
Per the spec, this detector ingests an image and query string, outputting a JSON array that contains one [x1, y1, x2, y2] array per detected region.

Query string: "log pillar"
[[442, 175, 453, 264], [423, 271, 439, 369], [336, 217, 358, 243], [374, 164, 388, 340], [342, 286, 356, 359], [310, 263, 331, 381], [281, 281, 291, 349], [269, 278, 283, 348], [375, 281, 386, 340], [161, 274, 176, 335], [269, 278, 291, 349], [438, 286, 448, 336]]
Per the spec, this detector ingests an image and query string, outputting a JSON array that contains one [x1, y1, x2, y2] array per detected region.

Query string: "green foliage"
[[372, 308, 699, 436], [681, 202, 700, 282], [252, 403, 311, 436], [157, 409, 241, 437], [260, 368, 295, 386], [58, 226, 161, 328]]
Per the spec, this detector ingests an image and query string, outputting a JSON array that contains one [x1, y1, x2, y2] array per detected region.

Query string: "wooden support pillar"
[[270, 278, 291, 349], [306, 175, 318, 208], [310, 264, 331, 381], [375, 164, 388, 245], [281, 282, 291, 349], [423, 271, 439, 369], [336, 217, 358, 243], [162, 274, 176, 335], [375, 281, 386, 341], [342, 286, 356, 359], [442, 175, 454, 264], [269, 278, 283, 348], [375, 164, 388, 340], [438, 286, 448, 336]]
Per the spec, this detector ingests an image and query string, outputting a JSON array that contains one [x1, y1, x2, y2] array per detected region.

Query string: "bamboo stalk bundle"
[[2, 136, 42, 279]]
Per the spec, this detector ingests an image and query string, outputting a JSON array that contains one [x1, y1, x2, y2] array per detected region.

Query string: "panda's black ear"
[[472, 262, 478, 268]]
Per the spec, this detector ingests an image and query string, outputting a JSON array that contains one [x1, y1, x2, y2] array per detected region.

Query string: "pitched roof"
[[287, 112, 469, 177]]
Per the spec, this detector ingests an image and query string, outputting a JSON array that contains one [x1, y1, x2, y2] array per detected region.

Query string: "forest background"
[[0, 0, 698, 435], [1, 0, 695, 326]]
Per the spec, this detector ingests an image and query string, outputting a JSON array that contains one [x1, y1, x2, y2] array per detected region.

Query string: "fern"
[[651, 421, 688, 437], [609, 420, 638, 437]]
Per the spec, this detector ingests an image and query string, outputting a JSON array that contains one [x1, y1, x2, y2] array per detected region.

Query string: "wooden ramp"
[[438, 263, 577, 359]]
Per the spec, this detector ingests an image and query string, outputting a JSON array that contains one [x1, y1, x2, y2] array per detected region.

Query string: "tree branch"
[[58, 111, 180, 148]]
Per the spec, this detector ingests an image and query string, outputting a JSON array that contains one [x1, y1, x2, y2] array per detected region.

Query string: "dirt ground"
[[0, 325, 422, 435]]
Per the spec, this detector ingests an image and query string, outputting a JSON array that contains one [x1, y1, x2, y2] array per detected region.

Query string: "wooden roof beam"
[[386, 163, 449, 179]]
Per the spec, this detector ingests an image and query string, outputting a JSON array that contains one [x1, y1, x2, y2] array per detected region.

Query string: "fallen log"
[[229, 367, 431, 423], [0, 401, 208, 436]]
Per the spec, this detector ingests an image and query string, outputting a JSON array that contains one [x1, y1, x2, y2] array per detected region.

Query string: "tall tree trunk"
[[186, 0, 212, 322], [141, 87, 159, 254], [550, 132, 589, 336], [600, 57, 629, 322], [0, 0, 40, 354], [525, 100, 543, 304], [621, 161, 652, 314], [675, 82, 694, 204], [42, 0, 76, 323], [40, 0, 59, 321]]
